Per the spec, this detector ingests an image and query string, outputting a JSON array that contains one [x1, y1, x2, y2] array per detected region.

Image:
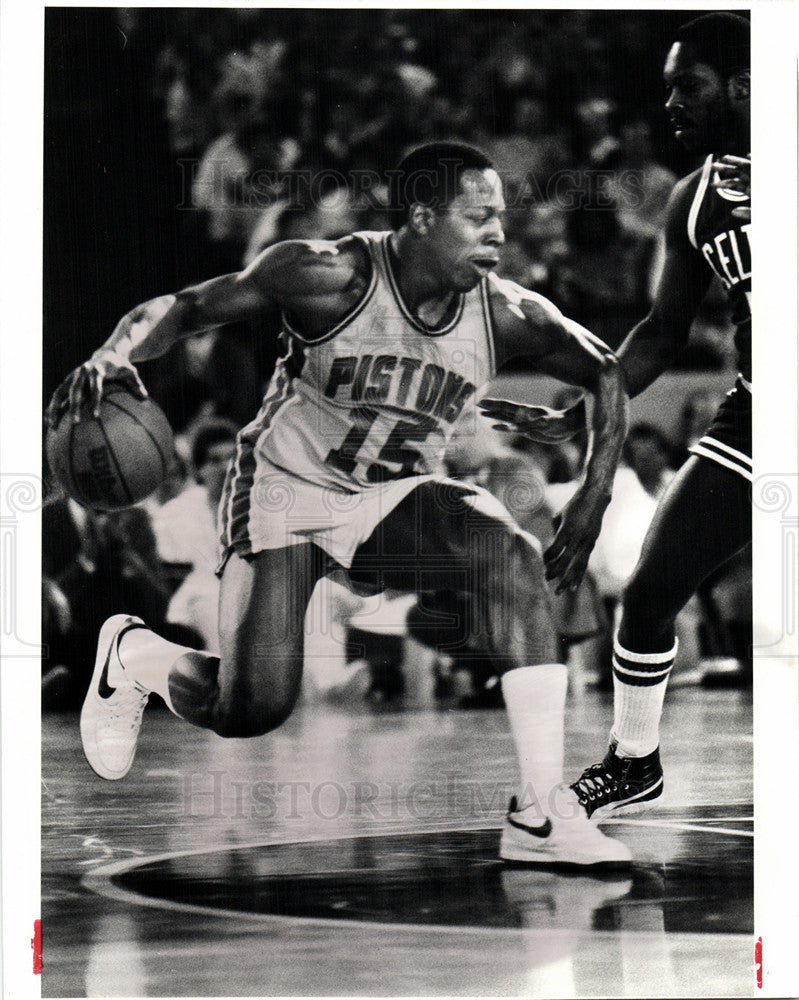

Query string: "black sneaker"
[[571, 742, 663, 822]]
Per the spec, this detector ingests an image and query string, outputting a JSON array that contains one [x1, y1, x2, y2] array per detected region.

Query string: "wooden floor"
[[42, 685, 754, 998]]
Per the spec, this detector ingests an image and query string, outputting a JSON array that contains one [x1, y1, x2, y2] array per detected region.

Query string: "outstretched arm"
[[616, 176, 712, 398], [46, 238, 369, 425], [482, 274, 629, 593]]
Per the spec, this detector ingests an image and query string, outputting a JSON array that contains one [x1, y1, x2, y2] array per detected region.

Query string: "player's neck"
[[388, 232, 456, 326]]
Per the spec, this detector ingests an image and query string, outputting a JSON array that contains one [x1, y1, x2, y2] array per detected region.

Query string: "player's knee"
[[214, 700, 295, 739], [214, 685, 298, 738], [620, 574, 674, 636]]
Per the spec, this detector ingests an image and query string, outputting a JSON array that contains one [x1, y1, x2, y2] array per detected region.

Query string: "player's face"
[[428, 169, 506, 291], [663, 42, 729, 153]]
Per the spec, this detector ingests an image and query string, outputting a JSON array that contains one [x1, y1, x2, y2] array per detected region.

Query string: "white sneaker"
[[80, 614, 150, 780], [500, 790, 632, 867]]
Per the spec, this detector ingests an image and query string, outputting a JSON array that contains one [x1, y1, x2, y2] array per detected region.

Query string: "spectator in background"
[[141, 325, 263, 435], [245, 179, 361, 266], [150, 418, 239, 653], [192, 42, 302, 272], [572, 97, 621, 170], [549, 196, 657, 350], [42, 498, 180, 709], [606, 120, 678, 242], [623, 423, 675, 500]]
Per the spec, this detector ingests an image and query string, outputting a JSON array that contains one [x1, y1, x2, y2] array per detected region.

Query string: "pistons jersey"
[[687, 154, 751, 382], [239, 231, 497, 491]]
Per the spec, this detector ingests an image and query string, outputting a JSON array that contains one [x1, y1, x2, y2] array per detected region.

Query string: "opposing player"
[[48, 142, 631, 865], [484, 13, 751, 820]]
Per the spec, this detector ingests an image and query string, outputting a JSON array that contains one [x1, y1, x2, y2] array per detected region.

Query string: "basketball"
[[46, 382, 174, 510]]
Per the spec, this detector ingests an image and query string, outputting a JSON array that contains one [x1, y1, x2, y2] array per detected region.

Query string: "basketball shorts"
[[216, 454, 534, 576], [689, 375, 752, 482]]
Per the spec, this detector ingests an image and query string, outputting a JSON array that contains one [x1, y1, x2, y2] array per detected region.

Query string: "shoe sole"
[[499, 832, 632, 868], [80, 614, 140, 781], [500, 848, 631, 869]]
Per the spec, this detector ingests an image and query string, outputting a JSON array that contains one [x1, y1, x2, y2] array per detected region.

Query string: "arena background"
[[44, 7, 724, 419]]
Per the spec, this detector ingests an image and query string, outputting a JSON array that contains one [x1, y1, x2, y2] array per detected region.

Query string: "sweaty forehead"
[[456, 169, 505, 209], [663, 41, 721, 84]]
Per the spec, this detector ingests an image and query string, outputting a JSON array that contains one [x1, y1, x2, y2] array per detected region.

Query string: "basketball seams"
[[48, 387, 174, 509], [103, 393, 172, 478], [66, 415, 79, 500], [97, 418, 135, 505]]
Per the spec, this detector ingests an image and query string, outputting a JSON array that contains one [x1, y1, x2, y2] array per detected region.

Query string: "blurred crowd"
[[43, 9, 750, 709]]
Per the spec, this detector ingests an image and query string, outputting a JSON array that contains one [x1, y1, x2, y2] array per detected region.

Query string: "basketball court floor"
[[42, 685, 753, 998]]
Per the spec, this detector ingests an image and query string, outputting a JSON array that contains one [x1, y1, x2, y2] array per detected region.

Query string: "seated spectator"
[[150, 418, 239, 652], [42, 497, 182, 708]]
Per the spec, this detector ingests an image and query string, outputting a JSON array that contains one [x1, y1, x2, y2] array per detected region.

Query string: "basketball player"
[[48, 142, 631, 865], [483, 13, 751, 820]]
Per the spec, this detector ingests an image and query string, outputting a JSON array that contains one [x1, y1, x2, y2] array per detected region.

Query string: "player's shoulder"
[[245, 234, 372, 297], [665, 163, 707, 223], [661, 163, 709, 246]]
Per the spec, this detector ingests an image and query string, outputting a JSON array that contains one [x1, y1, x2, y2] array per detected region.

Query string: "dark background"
[[43, 8, 712, 404]]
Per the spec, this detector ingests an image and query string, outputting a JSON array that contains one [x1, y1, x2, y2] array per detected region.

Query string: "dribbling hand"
[[45, 349, 148, 428], [478, 396, 586, 443]]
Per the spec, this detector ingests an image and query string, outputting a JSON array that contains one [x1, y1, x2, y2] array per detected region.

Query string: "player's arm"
[[481, 274, 629, 593], [46, 238, 369, 425], [616, 176, 712, 398]]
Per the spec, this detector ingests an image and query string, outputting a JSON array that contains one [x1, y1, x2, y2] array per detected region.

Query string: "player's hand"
[[45, 349, 147, 428], [544, 485, 608, 594], [478, 395, 586, 443], [712, 154, 750, 221]]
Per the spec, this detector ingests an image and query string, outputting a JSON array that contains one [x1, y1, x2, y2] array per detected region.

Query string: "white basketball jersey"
[[240, 231, 497, 490]]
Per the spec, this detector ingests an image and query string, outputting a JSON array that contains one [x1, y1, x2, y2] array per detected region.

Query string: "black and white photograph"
[[1, 3, 797, 998]]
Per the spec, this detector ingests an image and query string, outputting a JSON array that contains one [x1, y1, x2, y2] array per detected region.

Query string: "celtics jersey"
[[687, 154, 751, 381], [239, 231, 497, 491]]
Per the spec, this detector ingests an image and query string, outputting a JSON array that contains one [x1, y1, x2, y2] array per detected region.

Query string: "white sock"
[[118, 628, 198, 715], [501, 664, 568, 819], [611, 635, 678, 757]]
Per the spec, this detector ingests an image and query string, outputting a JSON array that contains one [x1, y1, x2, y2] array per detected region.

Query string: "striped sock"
[[611, 636, 678, 758]]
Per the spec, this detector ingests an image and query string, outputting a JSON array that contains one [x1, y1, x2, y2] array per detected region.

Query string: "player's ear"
[[408, 204, 435, 236], [728, 70, 750, 103]]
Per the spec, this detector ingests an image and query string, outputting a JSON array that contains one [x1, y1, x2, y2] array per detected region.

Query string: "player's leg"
[[80, 543, 326, 778], [573, 455, 751, 820], [350, 481, 630, 865]]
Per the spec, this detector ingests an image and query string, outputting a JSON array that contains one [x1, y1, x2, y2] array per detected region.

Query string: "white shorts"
[[217, 455, 531, 575]]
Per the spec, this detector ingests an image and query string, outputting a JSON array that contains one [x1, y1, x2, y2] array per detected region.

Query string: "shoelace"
[[573, 764, 620, 803], [107, 684, 149, 730]]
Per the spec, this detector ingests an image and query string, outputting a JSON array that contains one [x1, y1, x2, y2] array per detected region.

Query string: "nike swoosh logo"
[[97, 622, 143, 699], [507, 814, 553, 839], [97, 641, 116, 699]]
